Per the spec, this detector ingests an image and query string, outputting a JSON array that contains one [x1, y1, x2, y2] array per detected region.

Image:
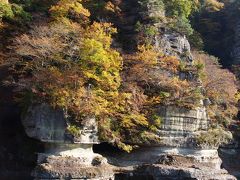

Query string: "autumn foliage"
[[193, 51, 238, 126], [2, 0, 239, 152], [10, 0, 162, 151]]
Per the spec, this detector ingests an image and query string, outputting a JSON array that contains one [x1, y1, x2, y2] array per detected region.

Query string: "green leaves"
[[163, 0, 199, 18]]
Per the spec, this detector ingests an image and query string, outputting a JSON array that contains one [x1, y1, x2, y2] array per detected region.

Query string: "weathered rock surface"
[[155, 33, 193, 63], [106, 147, 222, 169], [32, 143, 114, 179], [22, 104, 112, 179], [112, 149, 236, 180], [22, 103, 98, 144], [134, 163, 236, 180], [33, 155, 114, 179], [22, 103, 236, 179], [156, 106, 209, 148]]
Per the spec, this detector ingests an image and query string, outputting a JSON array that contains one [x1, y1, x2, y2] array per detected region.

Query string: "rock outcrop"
[[133, 163, 236, 180], [102, 106, 234, 179], [22, 104, 114, 179], [22, 103, 98, 144], [108, 147, 236, 180], [156, 33, 193, 63], [156, 106, 209, 148], [19, 1, 237, 179]]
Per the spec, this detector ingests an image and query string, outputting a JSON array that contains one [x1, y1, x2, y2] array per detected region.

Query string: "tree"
[[193, 51, 238, 126], [49, 0, 90, 24], [0, 1, 13, 21], [163, 0, 199, 18], [11, 1, 164, 151]]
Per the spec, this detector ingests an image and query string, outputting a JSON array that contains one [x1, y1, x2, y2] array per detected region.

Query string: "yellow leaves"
[[234, 92, 240, 102], [80, 38, 121, 69], [171, 77, 189, 90], [49, 0, 90, 23], [51, 88, 71, 108], [85, 22, 117, 48], [80, 37, 122, 91], [104, 1, 121, 13], [147, 96, 161, 105], [48, 66, 62, 77], [116, 142, 133, 153], [80, 38, 108, 66], [122, 113, 148, 128], [205, 0, 224, 12]]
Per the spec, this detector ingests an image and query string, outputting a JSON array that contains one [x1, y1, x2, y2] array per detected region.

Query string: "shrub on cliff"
[[163, 0, 199, 19]]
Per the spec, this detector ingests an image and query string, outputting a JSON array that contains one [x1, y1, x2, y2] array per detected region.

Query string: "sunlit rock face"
[[22, 104, 114, 179], [155, 33, 193, 63], [232, 20, 240, 64], [22, 103, 98, 144], [92, 105, 221, 166], [156, 106, 209, 148]]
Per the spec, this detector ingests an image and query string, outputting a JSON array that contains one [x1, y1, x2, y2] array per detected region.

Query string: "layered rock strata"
[[20, 1, 236, 178], [22, 104, 114, 179], [156, 106, 209, 148], [22, 103, 236, 179]]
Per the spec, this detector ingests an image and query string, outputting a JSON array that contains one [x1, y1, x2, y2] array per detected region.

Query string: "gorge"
[[0, 0, 240, 179]]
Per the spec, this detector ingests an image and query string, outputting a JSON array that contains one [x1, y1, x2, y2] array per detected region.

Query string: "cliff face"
[[23, 103, 99, 144], [22, 104, 114, 179], [156, 106, 209, 148], [22, 104, 235, 179]]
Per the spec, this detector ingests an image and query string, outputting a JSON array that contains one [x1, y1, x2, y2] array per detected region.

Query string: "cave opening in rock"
[[93, 142, 123, 155]]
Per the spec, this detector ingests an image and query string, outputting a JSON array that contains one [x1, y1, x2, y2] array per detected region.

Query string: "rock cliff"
[[22, 103, 236, 179], [22, 104, 114, 179], [17, 0, 238, 179], [156, 106, 209, 148]]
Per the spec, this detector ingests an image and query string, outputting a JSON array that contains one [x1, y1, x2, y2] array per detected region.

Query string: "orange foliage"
[[159, 56, 180, 73]]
